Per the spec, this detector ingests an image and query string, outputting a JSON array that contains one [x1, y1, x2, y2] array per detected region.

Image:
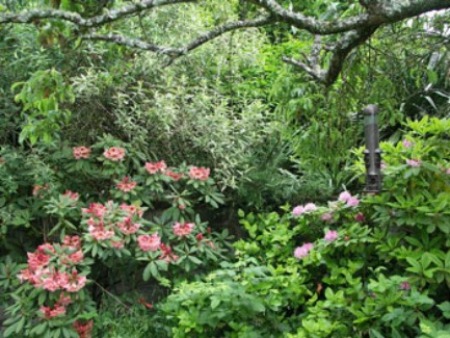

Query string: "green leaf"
[[211, 297, 221, 309], [437, 301, 450, 319], [188, 256, 203, 265], [369, 329, 385, 338]]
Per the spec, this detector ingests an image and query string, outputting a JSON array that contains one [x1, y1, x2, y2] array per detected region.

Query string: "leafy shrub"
[[0, 135, 232, 337], [161, 116, 450, 337]]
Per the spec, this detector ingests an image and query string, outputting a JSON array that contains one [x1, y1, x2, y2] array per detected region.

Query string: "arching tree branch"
[[1, 0, 449, 86], [0, 0, 196, 27], [253, 0, 450, 34], [283, 26, 379, 86], [82, 15, 274, 58]]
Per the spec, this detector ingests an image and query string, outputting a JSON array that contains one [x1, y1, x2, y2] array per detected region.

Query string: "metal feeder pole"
[[363, 104, 382, 193]]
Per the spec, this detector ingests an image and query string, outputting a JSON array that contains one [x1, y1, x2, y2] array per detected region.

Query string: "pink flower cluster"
[[18, 238, 87, 295], [189, 166, 210, 181], [294, 243, 314, 259], [82, 202, 145, 248], [83, 202, 115, 241], [324, 230, 338, 242], [74, 320, 94, 338], [165, 169, 183, 181], [120, 203, 144, 218], [402, 139, 413, 148], [338, 191, 360, 207], [116, 177, 137, 192], [292, 203, 317, 217], [320, 212, 333, 222], [32, 184, 49, 197], [173, 222, 195, 237], [103, 147, 126, 161], [63, 190, 79, 201], [137, 234, 161, 252], [160, 243, 179, 263], [116, 216, 140, 235], [406, 159, 421, 167], [73, 146, 91, 160], [40, 304, 66, 319], [145, 160, 167, 174]]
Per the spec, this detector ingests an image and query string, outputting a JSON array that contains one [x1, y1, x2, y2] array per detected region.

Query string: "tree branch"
[[1, 0, 449, 86], [283, 26, 379, 86], [0, 0, 196, 27], [83, 16, 274, 57], [253, 0, 450, 34]]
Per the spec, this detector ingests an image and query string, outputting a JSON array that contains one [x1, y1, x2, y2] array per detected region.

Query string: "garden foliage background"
[[0, 0, 449, 337]]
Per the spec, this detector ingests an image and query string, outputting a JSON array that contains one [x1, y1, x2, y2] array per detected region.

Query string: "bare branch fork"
[[1, 0, 449, 85]]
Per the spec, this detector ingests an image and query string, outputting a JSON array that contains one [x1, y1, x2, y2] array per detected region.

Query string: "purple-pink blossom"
[[292, 203, 317, 217], [338, 191, 360, 208], [324, 230, 338, 242], [321, 212, 333, 222], [292, 206, 304, 217], [355, 212, 365, 223], [406, 159, 421, 167], [402, 139, 413, 148], [400, 281, 411, 290], [294, 243, 314, 259]]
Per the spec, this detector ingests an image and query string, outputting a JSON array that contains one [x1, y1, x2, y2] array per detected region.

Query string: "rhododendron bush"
[[0, 135, 229, 337], [161, 117, 450, 338]]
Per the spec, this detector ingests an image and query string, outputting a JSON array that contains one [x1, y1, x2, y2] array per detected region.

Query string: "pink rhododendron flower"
[[160, 243, 179, 263], [111, 240, 125, 249], [173, 222, 195, 237], [64, 270, 87, 292], [145, 161, 167, 174], [90, 228, 114, 241], [338, 191, 352, 203], [189, 166, 210, 181], [63, 190, 79, 201], [17, 268, 34, 283], [43, 272, 66, 292], [164, 169, 183, 181], [37, 243, 55, 254], [116, 177, 137, 192], [292, 203, 316, 217], [103, 147, 126, 161], [82, 203, 107, 218], [62, 236, 81, 250], [196, 233, 204, 241], [346, 196, 360, 207], [117, 217, 140, 235], [406, 159, 421, 167], [338, 191, 360, 207], [137, 234, 161, 252], [321, 212, 333, 222], [72, 146, 91, 160], [292, 205, 304, 217], [402, 139, 413, 148], [304, 203, 317, 212], [68, 250, 84, 264], [74, 320, 94, 338], [446, 168, 450, 175], [40, 305, 66, 319], [120, 203, 144, 217], [57, 293, 72, 306], [324, 230, 338, 242], [27, 251, 51, 270], [294, 243, 314, 259], [32, 184, 48, 196]]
